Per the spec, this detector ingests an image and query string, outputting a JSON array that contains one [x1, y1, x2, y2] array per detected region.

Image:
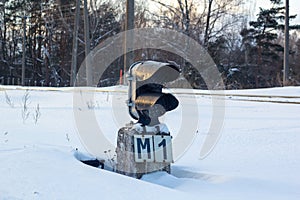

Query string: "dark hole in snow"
[[81, 159, 104, 169], [73, 149, 105, 169]]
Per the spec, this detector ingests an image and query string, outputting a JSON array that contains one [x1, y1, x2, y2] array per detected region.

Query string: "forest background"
[[0, 0, 299, 89]]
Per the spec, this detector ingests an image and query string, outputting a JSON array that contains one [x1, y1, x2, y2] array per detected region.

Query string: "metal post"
[[84, 0, 92, 86], [71, 0, 80, 87], [123, 0, 135, 85], [283, 0, 289, 86], [21, 16, 26, 86]]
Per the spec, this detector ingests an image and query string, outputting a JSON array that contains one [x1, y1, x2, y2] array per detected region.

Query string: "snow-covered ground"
[[0, 85, 299, 200]]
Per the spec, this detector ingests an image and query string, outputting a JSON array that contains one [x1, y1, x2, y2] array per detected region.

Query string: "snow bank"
[[0, 86, 299, 199]]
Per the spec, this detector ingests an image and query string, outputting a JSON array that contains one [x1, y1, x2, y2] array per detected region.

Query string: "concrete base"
[[116, 123, 171, 179]]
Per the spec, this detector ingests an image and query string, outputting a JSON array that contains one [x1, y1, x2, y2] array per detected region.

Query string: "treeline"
[[0, 0, 299, 89], [0, 0, 121, 86]]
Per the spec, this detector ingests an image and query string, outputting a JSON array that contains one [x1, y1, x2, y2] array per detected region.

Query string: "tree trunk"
[[204, 0, 213, 48]]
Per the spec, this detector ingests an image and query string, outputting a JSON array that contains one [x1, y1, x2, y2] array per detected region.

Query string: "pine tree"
[[241, 0, 300, 88]]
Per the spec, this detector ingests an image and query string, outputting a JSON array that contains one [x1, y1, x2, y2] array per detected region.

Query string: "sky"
[[255, 0, 300, 23], [148, 0, 300, 24]]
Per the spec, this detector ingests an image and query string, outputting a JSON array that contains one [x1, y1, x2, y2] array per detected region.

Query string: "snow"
[[1, 85, 300, 199]]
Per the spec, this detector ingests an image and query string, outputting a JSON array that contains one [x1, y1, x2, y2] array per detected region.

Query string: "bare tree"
[[151, 0, 194, 35], [150, 0, 245, 45]]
